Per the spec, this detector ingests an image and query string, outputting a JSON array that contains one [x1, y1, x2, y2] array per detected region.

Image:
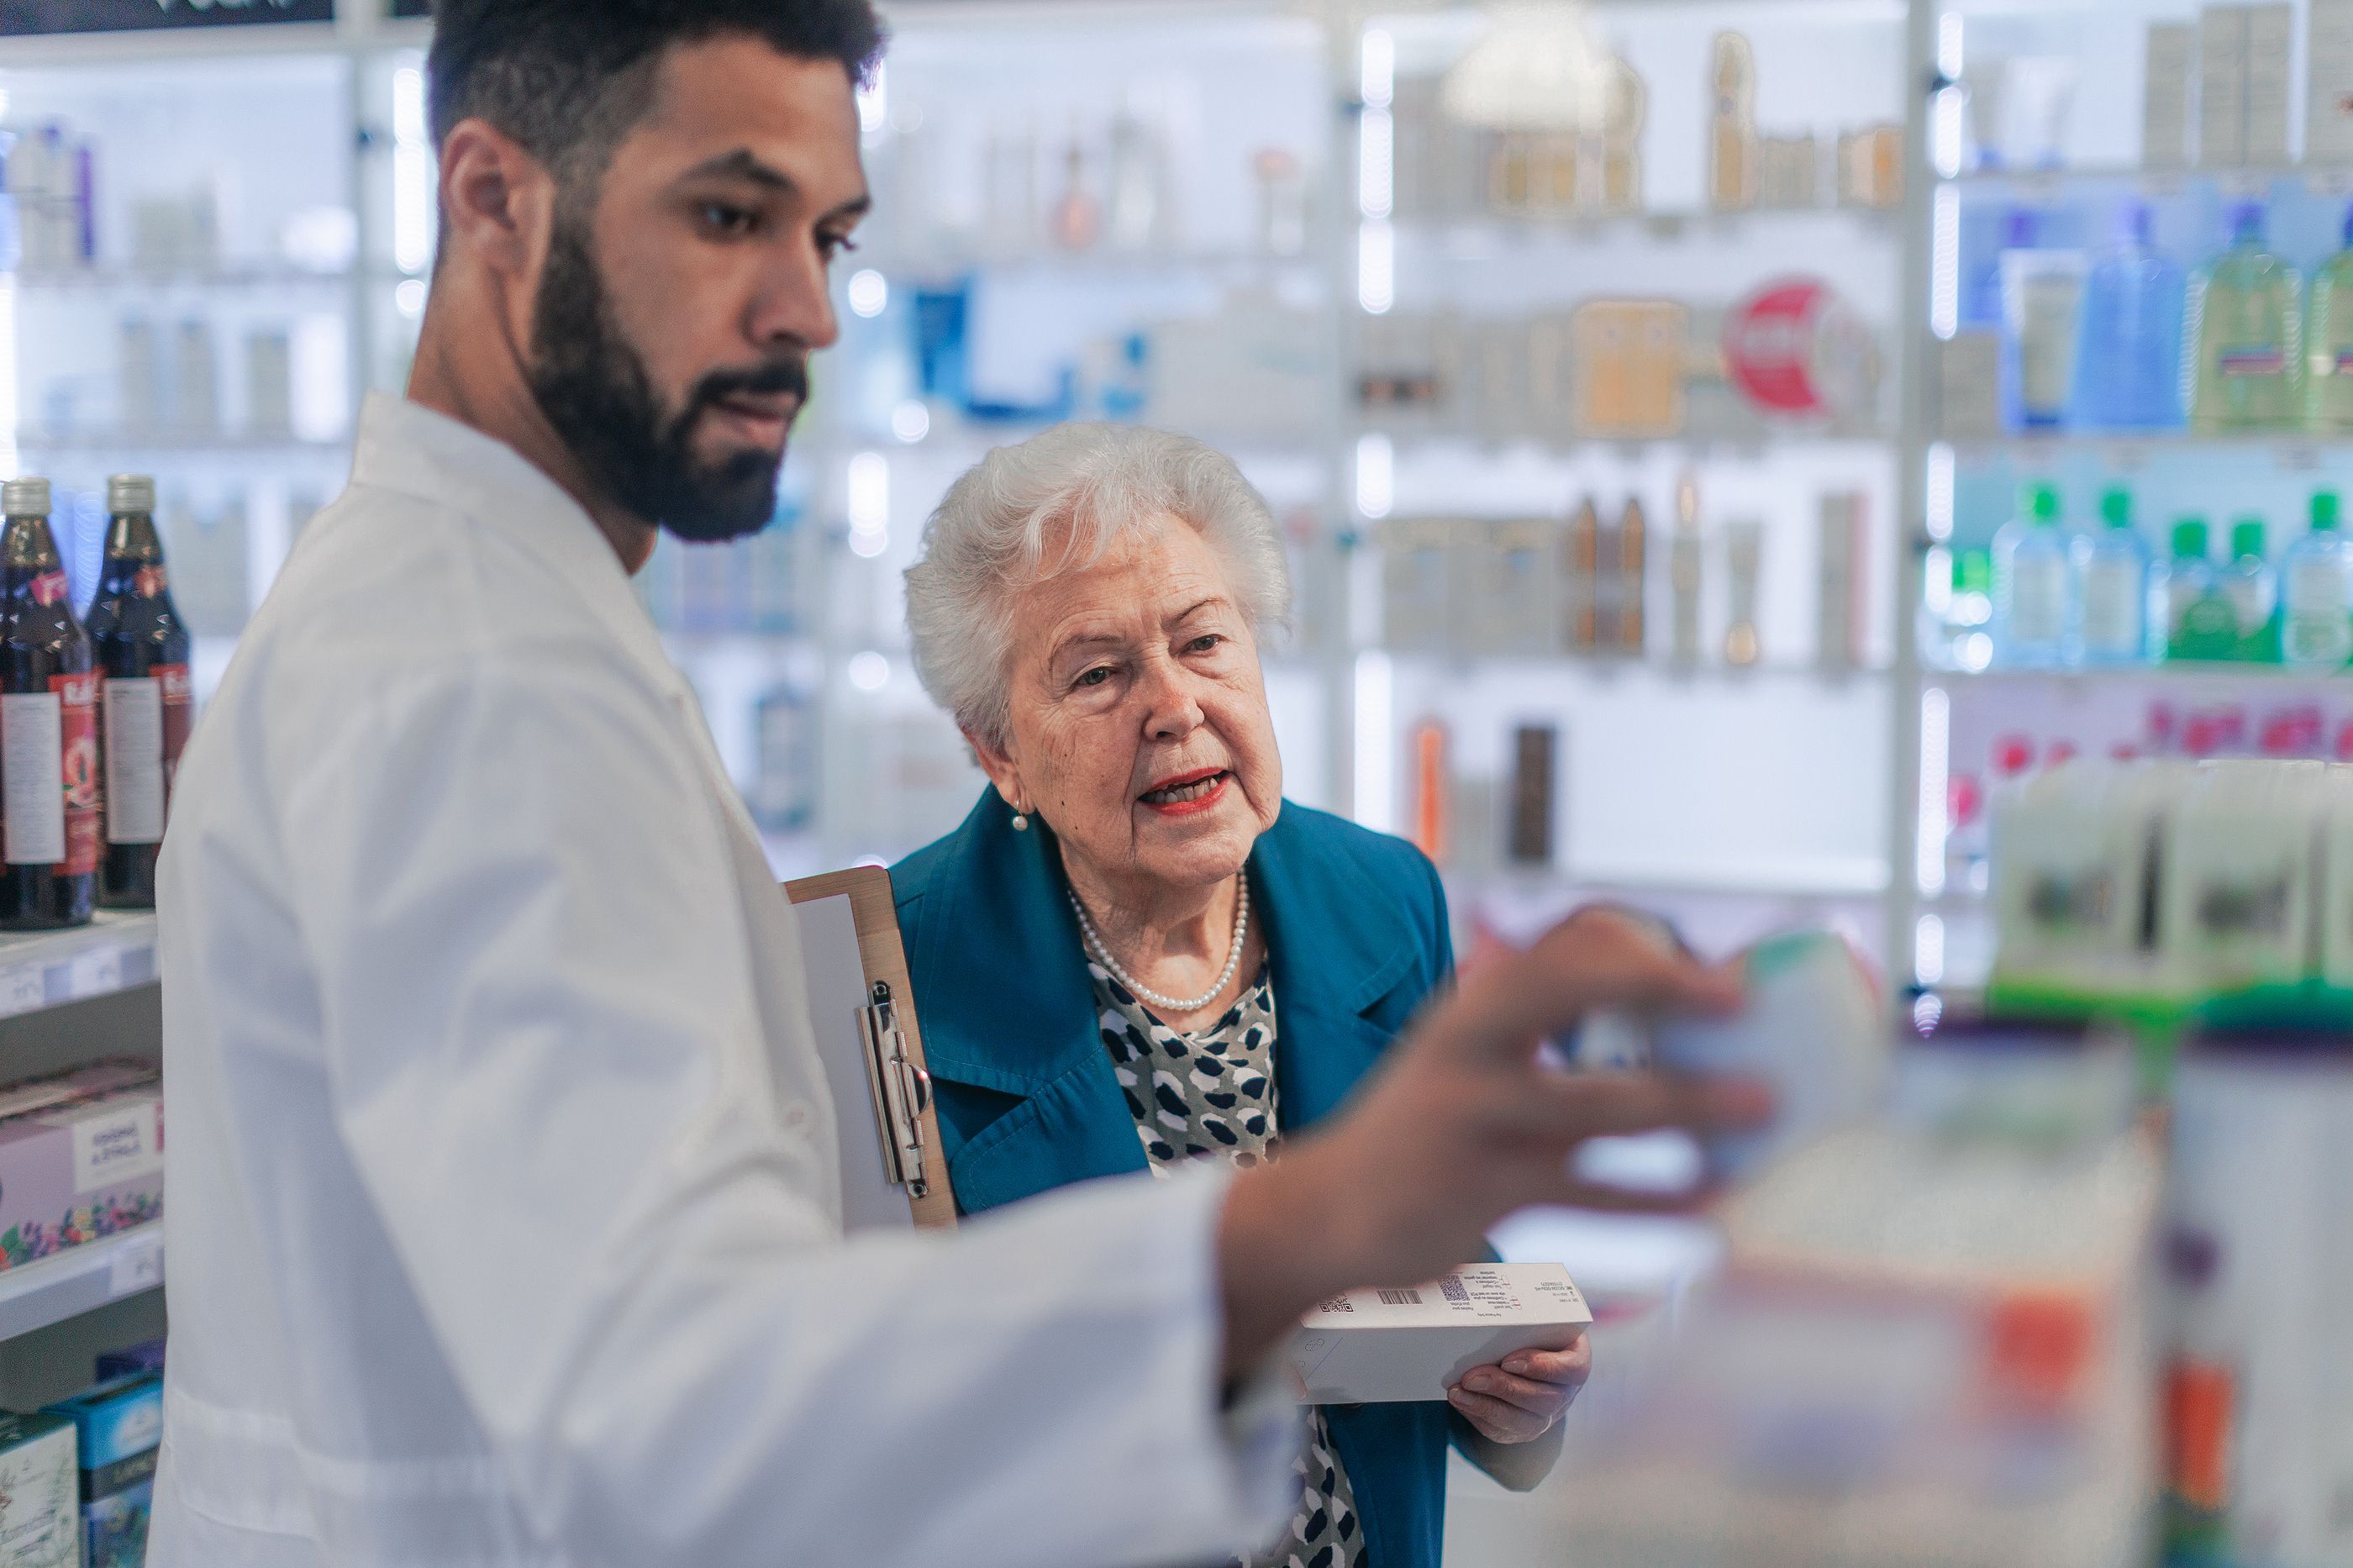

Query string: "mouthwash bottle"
[[1993, 482, 2068, 667], [2154, 518, 2229, 661], [2219, 518, 2280, 662], [2071, 203, 2187, 430], [2307, 207, 2353, 432], [2071, 488, 2150, 666], [2192, 203, 2303, 433], [2282, 491, 2353, 668]]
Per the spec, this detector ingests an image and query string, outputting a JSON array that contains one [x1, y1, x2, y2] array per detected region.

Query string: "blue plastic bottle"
[[2069, 488, 2150, 666], [1993, 482, 2070, 668], [2071, 203, 2187, 430]]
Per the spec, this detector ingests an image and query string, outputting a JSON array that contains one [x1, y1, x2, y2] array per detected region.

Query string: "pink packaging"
[[0, 1066, 162, 1271]]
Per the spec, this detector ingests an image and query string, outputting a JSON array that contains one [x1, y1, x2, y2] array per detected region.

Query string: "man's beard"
[[525, 216, 806, 544]]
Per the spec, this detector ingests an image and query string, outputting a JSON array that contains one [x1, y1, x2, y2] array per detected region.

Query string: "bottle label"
[[2012, 562, 2068, 645], [102, 666, 189, 846], [2334, 351, 2353, 376], [2219, 347, 2287, 378], [2081, 566, 2142, 655], [134, 566, 167, 599], [2, 673, 97, 871], [28, 571, 67, 609]]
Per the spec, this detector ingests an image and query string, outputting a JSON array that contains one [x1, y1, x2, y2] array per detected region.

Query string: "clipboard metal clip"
[[857, 981, 931, 1198]]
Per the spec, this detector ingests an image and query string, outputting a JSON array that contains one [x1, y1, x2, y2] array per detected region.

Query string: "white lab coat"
[[149, 394, 1298, 1568]]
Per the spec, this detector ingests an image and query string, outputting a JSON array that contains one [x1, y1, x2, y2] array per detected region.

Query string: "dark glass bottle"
[[0, 477, 96, 929], [86, 475, 191, 910]]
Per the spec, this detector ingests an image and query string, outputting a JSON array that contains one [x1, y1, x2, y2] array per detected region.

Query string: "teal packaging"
[[45, 1371, 161, 1568]]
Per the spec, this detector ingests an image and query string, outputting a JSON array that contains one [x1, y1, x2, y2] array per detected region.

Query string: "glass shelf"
[[14, 431, 349, 455]]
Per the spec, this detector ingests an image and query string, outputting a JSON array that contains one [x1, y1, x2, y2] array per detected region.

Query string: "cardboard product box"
[[2317, 764, 2353, 989], [1464, 518, 1564, 657], [45, 1371, 161, 1568], [1991, 760, 2187, 1002], [1571, 299, 1688, 439], [2311, 0, 2353, 164], [2159, 759, 2325, 997], [1381, 518, 1461, 655], [2244, 4, 2294, 165], [2199, 6, 2250, 166], [1288, 1264, 1592, 1404], [0, 1413, 81, 1568], [1937, 332, 2003, 440], [2145, 23, 2196, 169], [0, 1078, 163, 1271]]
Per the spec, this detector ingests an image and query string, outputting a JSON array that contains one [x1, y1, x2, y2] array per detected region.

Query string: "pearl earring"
[[1011, 801, 1030, 832]]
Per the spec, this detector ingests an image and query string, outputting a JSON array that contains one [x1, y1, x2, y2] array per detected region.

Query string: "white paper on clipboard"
[[789, 893, 918, 1234]]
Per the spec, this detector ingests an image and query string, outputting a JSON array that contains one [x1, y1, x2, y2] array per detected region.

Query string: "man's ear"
[[962, 726, 1026, 813], [437, 118, 556, 281]]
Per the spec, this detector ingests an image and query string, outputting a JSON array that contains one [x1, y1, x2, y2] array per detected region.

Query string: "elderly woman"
[[892, 423, 1586, 1568]]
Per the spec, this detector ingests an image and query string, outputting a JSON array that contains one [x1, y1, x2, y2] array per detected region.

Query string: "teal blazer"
[[892, 790, 1461, 1568]]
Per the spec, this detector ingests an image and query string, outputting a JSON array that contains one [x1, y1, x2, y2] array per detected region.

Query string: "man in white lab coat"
[[150, 3, 1762, 1565]]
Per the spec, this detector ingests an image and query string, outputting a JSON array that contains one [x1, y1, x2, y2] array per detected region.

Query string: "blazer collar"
[[916, 792, 1419, 1095]]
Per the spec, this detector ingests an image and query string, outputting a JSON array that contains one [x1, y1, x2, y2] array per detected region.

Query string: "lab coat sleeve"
[[278, 655, 1295, 1568]]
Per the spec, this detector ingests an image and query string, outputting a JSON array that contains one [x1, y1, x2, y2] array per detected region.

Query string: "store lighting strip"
[[1358, 29, 1396, 315], [848, 451, 889, 558], [1914, 913, 1945, 986], [392, 66, 436, 282], [1925, 442, 1954, 541], [1931, 13, 1965, 180], [1930, 186, 1960, 339], [1353, 650, 1394, 833], [1916, 686, 1950, 897], [0, 276, 16, 482], [1354, 434, 1393, 520]]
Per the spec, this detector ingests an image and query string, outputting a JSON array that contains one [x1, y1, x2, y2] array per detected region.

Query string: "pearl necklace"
[[1070, 876, 1250, 1016]]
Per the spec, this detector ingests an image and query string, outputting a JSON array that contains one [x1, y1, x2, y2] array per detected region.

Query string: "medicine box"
[[1288, 1263, 1592, 1405], [2312, 0, 2353, 163], [2199, 6, 2250, 166], [0, 1074, 163, 1271], [0, 1412, 82, 1568], [2158, 760, 2324, 997], [46, 1371, 161, 1568], [2145, 24, 2195, 168], [2245, 4, 2293, 164]]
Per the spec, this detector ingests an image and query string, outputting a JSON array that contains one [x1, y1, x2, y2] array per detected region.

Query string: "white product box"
[[2310, 0, 2353, 163], [2200, 6, 2250, 167], [2316, 765, 2353, 987], [1288, 1264, 1592, 1405], [2159, 759, 2325, 995], [1991, 760, 2186, 997], [2145, 23, 2196, 169], [1382, 518, 1460, 655], [1465, 518, 1564, 657], [1936, 332, 2003, 440], [2245, 4, 2294, 164]]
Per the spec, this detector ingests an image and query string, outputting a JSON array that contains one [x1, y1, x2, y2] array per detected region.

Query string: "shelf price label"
[[0, 967, 44, 1019], [0, 0, 332, 36], [108, 1233, 163, 1297]]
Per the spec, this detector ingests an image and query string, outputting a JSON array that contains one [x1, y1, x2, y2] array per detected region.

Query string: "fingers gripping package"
[[1649, 930, 1887, 1180]]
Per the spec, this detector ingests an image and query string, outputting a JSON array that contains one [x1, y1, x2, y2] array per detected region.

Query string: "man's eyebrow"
[[682, 147, 798, 192]]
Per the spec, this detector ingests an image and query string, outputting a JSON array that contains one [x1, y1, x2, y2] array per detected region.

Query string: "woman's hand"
[[1445, 1336, 1591, 1444]]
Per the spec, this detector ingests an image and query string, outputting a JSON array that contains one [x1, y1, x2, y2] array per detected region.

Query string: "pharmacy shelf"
[[1372, 430, 1895, 458], [865, 249, 1321, 279], [0, 1223, 163, 1345], [1945, 431, 2353, 460], [1387, 653, 1893, 684], [1400, 205, 1900, 244], [15, 432, 350, 457], [1930, 664, 2353, 686], [0, 913, 158, 1020], [1947, 162, 2353, 193], [13, 266, 355, 292], [1487, 860, 1891, 900]]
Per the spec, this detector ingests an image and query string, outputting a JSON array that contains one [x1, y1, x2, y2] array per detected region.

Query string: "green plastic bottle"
[[2306, 208, 2353, 432], [2156, 518, 2235, 660], [2219, 518, 2280, 661], [2193, 203, 2303, 433]]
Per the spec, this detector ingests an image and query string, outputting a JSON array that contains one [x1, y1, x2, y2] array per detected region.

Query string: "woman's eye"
[[1076, 667, 1113, 688], [1187, 634, 1223, 654]]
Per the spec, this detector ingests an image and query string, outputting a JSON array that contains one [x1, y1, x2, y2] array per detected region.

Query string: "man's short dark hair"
[[428, 0, 885, 185]]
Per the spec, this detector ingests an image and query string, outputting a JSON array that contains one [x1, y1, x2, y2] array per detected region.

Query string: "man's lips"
[[1139, 768, 1231, 814], [707, 394, 798, 445]]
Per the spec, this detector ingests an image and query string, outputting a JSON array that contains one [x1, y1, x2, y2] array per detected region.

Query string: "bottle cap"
[[2315, 491, 2341, 531], [2024, 483, 2061, 524], [2172, 518, 2209, 558], [2232, 518, 2266, 559], [1956, 549, 1992, 595], [0, 478, 51, 518], [106, 475, 155, 516], [2100, 489, 2133, 529], [2230, 202, 2266, 244]]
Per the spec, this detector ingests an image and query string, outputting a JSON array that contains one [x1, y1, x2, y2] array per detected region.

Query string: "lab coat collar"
[[914, 791, 1419, 1110], [347, 392, 676, 687]]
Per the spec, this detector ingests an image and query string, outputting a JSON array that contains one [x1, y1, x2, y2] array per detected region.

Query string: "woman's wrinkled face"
[[973, 516, 1283, 895]]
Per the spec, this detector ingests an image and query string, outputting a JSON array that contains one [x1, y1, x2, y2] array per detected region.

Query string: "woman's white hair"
[[905, 423, 1293, 750]]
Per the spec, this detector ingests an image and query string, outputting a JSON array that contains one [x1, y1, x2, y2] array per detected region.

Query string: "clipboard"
[[783, 867, 959, 1232]]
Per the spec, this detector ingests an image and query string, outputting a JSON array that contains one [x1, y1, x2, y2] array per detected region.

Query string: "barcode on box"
[[1377, 1288, 1422, 1306]]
